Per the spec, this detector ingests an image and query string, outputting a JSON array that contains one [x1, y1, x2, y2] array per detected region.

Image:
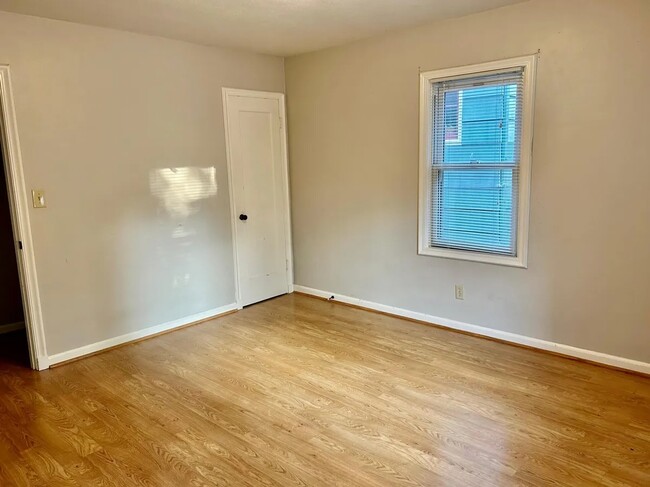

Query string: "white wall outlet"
[[32, 189, 46, 208], [455, 284, 464, 300]]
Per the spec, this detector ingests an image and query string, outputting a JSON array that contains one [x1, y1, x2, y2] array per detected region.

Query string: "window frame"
[[418, 55, 537, 268]]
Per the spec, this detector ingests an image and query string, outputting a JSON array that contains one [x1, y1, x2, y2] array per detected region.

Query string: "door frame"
[[0, 65, 49, 370], [222, 88, 293, 309]]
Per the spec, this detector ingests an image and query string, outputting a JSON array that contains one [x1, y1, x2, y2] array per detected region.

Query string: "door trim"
[[222, 88, 293, 309], [0, 65, 49, 370]]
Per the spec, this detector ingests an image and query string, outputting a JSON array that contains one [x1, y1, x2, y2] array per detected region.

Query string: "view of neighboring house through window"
[[444, 90, 461, 143], [419, 56, 536, 267]]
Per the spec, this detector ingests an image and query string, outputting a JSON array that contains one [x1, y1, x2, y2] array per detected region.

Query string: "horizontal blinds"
[[430, 68, 524, 255]]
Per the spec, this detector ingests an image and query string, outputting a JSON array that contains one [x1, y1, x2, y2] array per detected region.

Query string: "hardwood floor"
[[0, 293, 648, 486]]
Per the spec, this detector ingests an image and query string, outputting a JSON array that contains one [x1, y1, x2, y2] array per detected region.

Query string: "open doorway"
[[0, 140, 29, 367], [0, 65, 47, 371]]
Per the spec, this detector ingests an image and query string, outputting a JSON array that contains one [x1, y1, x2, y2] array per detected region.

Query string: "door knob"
[[239, 214, 248, 221]]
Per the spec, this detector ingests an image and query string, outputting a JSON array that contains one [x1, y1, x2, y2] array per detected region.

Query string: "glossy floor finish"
[[0, 294, 648, 486]]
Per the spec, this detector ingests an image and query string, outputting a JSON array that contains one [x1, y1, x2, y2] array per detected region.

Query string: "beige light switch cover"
[[32, 189, 46, 208]]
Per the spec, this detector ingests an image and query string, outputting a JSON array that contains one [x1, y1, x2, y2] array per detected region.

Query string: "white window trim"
[[418, 55, 537, 268]]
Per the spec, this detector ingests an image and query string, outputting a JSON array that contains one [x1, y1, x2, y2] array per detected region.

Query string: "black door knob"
[[239, 214, 248, 221]]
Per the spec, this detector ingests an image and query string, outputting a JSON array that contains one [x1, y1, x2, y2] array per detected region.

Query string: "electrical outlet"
[[455, 284, 464, 300]]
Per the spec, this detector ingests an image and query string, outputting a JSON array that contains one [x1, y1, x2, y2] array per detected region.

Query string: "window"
[[444, 91, 462, 143], [418, 56, 536, 267]]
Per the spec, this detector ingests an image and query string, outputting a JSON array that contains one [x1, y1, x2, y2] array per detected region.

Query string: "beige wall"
[[286, 0, 650, 362], [0, 11, 284, 356]]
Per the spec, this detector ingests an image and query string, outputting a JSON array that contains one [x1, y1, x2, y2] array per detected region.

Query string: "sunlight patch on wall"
[[149, 167, 218, 221]]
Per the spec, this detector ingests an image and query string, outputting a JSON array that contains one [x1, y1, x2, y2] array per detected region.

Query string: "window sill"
[[418, 246, 527, 268]]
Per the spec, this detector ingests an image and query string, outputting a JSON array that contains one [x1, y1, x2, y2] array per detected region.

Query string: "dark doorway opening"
[[0, 141, 29, 368]]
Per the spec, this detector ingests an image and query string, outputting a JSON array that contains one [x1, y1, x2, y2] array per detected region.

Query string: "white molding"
[[293, 285, 650, 375], [222, 88, 293, 308], [48, 303, 238, 366], [278, 90, 295, 294], [0, 65, 49, 370], [222, 89, 243, 309], [221, 88, 285, 100], [0, 321, 25, 335], [418, 55, 537, 269], [417, 246, 527, 268]]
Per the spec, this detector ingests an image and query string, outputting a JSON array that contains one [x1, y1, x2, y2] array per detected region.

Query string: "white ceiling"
[[0, 0, 526, 56]]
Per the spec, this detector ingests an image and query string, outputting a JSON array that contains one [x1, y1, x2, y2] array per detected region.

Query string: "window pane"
[[443, 84, 519, 164], [434, 169, 516, 254], [444, 91, 460, 142], [431, 76, 522, 255]]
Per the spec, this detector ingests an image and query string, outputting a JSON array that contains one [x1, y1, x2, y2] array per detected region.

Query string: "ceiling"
[[0, 0, 526, 56]]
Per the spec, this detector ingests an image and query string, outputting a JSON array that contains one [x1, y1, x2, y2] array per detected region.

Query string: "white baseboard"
[[0, 321, 25, 335], [48, 303, 238, 366], [293, 285, 650, 375]]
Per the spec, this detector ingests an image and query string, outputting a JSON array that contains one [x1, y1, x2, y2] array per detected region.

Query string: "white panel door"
[[224, 90, 291, 307]]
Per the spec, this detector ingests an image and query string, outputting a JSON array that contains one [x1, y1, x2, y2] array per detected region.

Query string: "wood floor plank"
[[0, 293, 648, 486]]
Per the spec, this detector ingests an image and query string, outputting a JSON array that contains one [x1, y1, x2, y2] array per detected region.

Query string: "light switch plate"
[[32, 189, 46, 208]]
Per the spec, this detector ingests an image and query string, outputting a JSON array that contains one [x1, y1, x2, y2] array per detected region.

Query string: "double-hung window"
[[418, 56, 537, 267]]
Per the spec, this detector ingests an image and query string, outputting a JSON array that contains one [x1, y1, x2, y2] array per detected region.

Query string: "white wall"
[[285, 0, 650, 363], [0, 11, 284, 357]]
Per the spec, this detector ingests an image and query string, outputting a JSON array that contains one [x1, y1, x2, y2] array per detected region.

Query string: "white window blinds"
[[429, 68, 524, 256]]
